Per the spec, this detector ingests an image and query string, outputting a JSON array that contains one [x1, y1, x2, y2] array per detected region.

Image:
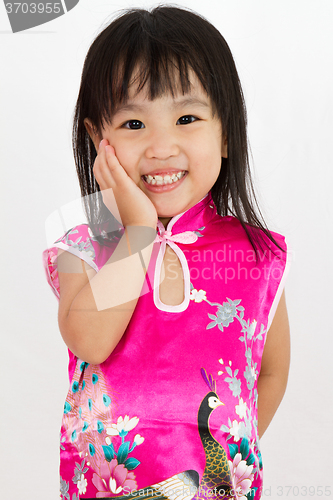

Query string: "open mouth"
[[142, 171, 187, 186]]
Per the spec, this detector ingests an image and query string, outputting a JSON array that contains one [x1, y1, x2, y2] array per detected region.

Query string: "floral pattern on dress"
[[190, 285, 265, 484], [92, 458, 137, 497], [228, 452, 255, 500], [189, 285, 266, 404], [226, 437, 262, 498], [55, 226, 96, 261]]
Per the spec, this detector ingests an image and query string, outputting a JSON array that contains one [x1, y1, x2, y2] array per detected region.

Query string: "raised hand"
[[93, 139, 158, 229]]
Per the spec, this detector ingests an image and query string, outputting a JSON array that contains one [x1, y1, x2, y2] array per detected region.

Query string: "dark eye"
[[123, 120, 144, 130], [177, 115, 198, 125]]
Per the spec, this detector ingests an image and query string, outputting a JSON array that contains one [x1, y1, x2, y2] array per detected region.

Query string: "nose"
[[144, 127, 180, 160]]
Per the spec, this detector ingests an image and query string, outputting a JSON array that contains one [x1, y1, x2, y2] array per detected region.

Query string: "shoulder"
[[213, 213, 291, 285], [53, 224, 99, 267], [42, 224, 95, 299], [42, 223, 122, 299], [212, 214, 289, 257]]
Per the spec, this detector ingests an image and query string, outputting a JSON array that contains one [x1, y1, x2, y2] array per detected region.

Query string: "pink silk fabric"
[[43, 192, 290, 500]]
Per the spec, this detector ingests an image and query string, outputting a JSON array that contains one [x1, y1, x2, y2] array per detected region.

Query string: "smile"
[[141, 171, 187, 192], [143, 171, 187, 185]]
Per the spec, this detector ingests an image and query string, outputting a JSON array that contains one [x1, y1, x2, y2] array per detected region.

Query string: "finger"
[[98, 138, 109, 153], [93, 154, 110, 191], [104, 145, 131, 187], [93, 145, 117, 191]]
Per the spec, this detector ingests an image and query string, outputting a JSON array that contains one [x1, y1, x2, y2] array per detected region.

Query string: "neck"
[[157, 192, 211, 231], [158, 217, 172, 228]]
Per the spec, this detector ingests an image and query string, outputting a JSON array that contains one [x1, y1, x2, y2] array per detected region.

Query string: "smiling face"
[[85, 72, 227, 226]]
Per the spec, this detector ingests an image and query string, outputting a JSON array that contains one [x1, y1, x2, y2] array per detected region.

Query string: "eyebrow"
[[113, 97, 210, 115]]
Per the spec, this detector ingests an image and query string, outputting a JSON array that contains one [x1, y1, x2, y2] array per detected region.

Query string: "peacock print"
[[63, 361, 117, 475], [61, 360, 146, 496]]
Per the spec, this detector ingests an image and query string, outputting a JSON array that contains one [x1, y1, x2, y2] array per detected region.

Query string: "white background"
[[1, 0, 332, 498]]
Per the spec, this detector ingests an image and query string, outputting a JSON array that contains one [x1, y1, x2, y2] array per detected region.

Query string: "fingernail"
[[99, 139, 104, 148]]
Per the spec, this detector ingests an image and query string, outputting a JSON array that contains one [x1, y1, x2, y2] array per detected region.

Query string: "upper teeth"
[[144, 171, 186, 185]]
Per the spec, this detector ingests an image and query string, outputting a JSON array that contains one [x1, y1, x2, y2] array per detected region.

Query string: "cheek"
[[191, 141, 222, 170], [194, 132, 222, 158], [116, 155, 137, 178], [110, 141, 138, 175]]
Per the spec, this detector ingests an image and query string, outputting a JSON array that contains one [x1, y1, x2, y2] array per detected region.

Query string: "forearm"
[[257, 289, 290, 439], [61, 226, 156, 363], [257, 371, 288, 439]]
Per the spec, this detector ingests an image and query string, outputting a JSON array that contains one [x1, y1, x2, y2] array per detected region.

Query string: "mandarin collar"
[[156, 191, 216, 237]]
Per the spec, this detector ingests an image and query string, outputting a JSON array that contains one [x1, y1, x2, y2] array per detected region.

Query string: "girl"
[[43, 6, 291, 500]]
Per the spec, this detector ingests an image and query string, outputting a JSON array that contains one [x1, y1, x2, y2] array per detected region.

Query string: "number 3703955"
[[276, 486, 331, 496], [5, 3, 62, 14]]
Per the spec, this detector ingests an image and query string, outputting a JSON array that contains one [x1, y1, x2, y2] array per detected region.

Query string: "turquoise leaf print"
[[228, 443, 238, 459], [103, 444, 116, 462], [247, 487, 258, 500], [258, 450, 263, 469], [240, 437, 250, 460], [124, 457, 141, 470], [229, 438, 258, 472], [247, 452, 255, 466], [117, 441, 130, 464]]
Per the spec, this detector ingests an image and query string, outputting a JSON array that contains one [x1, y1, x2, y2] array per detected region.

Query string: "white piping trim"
[[50, 242, 99, 273], [153, 240, 191, 313], [153, 193, 209, 312], [266, 236, 292, 334]]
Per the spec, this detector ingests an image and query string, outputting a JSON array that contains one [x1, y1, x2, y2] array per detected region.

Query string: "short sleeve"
[[266, 234, 292, 331], [42, 224, 100, 300]]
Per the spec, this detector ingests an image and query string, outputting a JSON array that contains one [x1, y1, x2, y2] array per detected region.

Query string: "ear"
[[221, 134, 228, 159], [84, 118, 102, 152]]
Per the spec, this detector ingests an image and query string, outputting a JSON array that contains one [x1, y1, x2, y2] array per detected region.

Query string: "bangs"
[[113, 55, 194, 108], [81, 7, 224, 131], [103, 53, 196, 124]]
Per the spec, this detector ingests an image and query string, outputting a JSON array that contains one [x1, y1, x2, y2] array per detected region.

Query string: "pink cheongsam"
[[43, 192, 290, 500]]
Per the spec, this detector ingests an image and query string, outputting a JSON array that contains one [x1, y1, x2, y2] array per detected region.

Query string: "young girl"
[[43, 6, 291, 500]]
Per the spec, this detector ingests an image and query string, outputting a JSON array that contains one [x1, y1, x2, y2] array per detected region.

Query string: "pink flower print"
[[92, 459, 137, 498], [228, 453, 254, 500]]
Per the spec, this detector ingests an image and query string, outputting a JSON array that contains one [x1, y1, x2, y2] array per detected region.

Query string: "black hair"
[[73, 5, 284, 257]]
